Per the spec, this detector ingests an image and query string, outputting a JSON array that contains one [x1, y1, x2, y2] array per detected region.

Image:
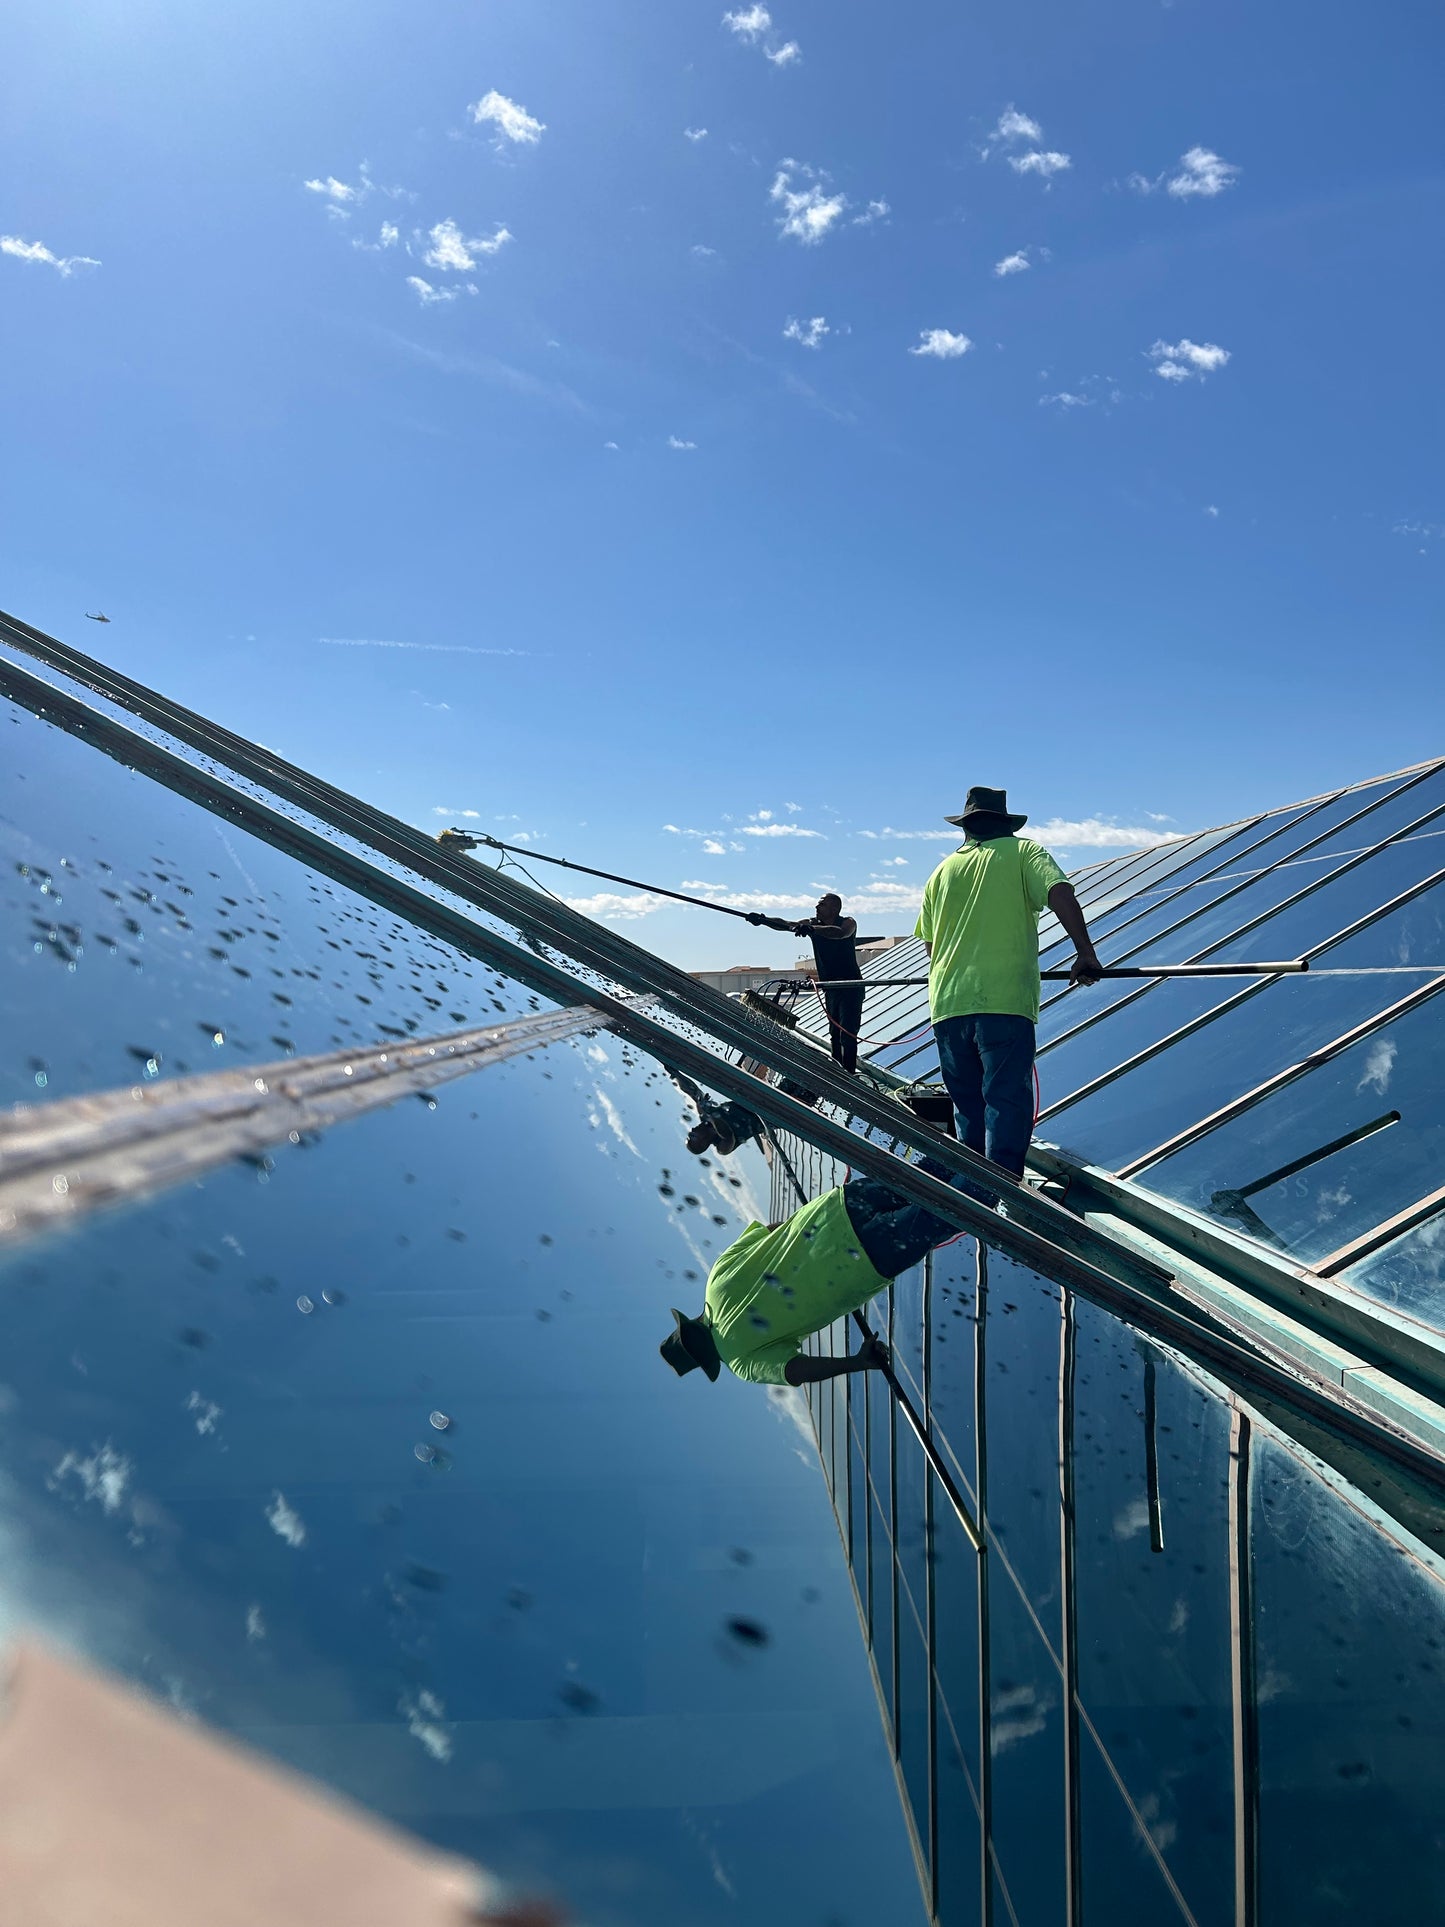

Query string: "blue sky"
[[3, 0, 1442, 969]]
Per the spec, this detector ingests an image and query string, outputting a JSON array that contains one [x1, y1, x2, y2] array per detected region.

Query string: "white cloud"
[[723, 3, 772, 38], [1204, 504, 1220, 517], [690, 243, 718, 259], [565, 890, 670, 920], [783, 315, 830, 349], [1, 234, 100, 276], [994, 250, 1031, 277], [770, 161, 849, 245], [469, 90, 545, 146], [739, 822, 822, 837], [406, 275, 459, 306], [751, 809, 773, 820], [1149, 338, 1231, 381], [685, 127, 709, 141], [702, 838, 728, 855], [1010, 150, 1071, 178], [909, 328, 972, 360], [991, 106, 1043, 145], [766, 40, 801, 65], [851, 198, 890, 227], [400, 1690, 453, 1763], [604, 440, 619, 450], [51, 1441, 132, 1515], [304, 173, 364, 204], [785, 801, 802, 812], [265, 1491, 306, 1547], [857, 818, 1182, 849], [1168, 146, 1240, 199], [422, 218, 511, 271], [1040, 391, 1091, 409], [352, 220, 400, 253], [668, 435, 697, 450]]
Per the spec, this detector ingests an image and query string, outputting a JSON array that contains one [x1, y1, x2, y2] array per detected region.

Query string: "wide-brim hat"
[[945, 785, 1027, 833], [659, 1307, 721, 1381]]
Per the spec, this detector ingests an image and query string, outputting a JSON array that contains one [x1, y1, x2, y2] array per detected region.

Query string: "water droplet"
[[429, 1410, 450, 1431], [414, 1442, 437, 1464], [52, 1174, 70, 1196], [296, 1295, 315, 1315]]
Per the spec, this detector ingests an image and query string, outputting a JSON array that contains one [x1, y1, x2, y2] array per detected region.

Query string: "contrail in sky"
[[320, 636, 530, 656]]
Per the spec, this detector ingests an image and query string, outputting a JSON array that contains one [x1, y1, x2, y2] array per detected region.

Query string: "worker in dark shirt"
[[793, 895, 876, 1073]]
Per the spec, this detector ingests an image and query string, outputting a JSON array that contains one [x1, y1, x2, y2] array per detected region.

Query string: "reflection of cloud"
[[265, 1491, 306, 1547], [51, 1442, 132, 1516], [991, 1681, 1050, 1753], [1113, 1496, 1150, 1540], [591, 1087, 640, 1157], [246, 1604, 267, 1642], [1356, 1036, 1397, 1096], [186, 1392, 222, 1437], [767, 1384, 818, 1467], [400, 1689, 453, 1761]]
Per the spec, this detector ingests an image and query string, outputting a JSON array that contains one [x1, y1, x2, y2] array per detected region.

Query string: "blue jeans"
[[843, 1157, 962, 1279], [933, 1014, 1036, 1178]]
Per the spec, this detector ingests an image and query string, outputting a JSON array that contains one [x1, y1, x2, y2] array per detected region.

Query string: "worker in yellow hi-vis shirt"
[[916, 787, 1103, 1176]]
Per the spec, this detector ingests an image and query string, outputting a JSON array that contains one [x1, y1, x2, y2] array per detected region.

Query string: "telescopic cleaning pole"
[[806, 962, 1312, 987]]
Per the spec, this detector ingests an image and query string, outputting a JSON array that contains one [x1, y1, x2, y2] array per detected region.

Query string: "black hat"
[[659, 1307, 721, 1381], [946, 786, 1027, 832]]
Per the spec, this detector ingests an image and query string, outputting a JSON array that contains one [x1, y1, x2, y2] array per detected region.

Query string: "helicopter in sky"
[[84, 611, 111, 623]]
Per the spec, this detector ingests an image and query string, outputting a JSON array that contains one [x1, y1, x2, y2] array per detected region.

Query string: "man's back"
[[916, 835, 1066, 1024]]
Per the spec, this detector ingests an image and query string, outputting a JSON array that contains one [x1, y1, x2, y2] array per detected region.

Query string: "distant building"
[[689, 962, 811, 996]]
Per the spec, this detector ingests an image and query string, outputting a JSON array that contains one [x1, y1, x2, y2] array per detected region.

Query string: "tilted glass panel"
[[1038, 858, 1445, 1169], [1138, 991, 1445, 1269], [1252, 1434, 1445, 1922], [1338, 1208, 1445, 1327], [931, 1498, 984, 1927], [1037, 770, 1445, 1046], [0, 700, 925, 1925], [927, 1238, 981, 1500]]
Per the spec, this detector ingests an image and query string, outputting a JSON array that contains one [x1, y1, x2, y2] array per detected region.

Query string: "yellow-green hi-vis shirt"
[[914, 835, 1068, 1025], [704, 1190, 891, 1384]]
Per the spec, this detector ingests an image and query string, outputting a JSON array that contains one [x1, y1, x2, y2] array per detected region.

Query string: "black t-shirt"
[[808, 923, 861, 983]]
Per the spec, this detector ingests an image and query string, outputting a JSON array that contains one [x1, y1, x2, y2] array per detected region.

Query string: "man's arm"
[[791, 916, 858, 938], [784, 1332, 889, 1385], [1046, 883, 1104, 986]]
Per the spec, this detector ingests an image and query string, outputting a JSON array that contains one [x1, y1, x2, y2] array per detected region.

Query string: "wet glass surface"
[[0, 702, 924, 1926], [1340, 1209, 1445, 1324]]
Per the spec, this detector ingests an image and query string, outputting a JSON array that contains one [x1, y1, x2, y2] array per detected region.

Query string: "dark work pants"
[[933, 1013, 1036, 1178], [843, 1157, 962, 1279], [823, 985, 865, 1072]]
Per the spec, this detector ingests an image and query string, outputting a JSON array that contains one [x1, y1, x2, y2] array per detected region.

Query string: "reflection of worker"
[[916, 787, 1102, 1177], [667, 1067, 818, 1159], [660, 1158, 962, 1386]]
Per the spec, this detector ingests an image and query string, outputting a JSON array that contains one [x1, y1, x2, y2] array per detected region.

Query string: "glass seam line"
[[1312, 1180, 1445, 1277], [1037, 783, 1445, 1064], [1035, 858, 1445, 1126], [0, 647, 1151, 1276]]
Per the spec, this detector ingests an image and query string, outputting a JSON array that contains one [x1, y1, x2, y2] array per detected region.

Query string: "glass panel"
[[928, 1236, 981, 1501], [1338, 1208, 1445, 1325], [985, 1536, 1067, 1924], [896, 1557, 935, 1872], [891, 1256, 928, 1408], [1253, 1434, 1445, 1923], [981, 1255, 1066, 1638], [1040, 864, 1445, 1170], [1140, 992, 1445, 1267], [932, 1503, 984, 1927], [871, 1487, 898, 1733], [1072, 1315, 1235, 1926], [896, 1425, 932, 1662]]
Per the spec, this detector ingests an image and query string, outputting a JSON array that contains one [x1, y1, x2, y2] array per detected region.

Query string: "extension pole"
[[805, 962, 1311, 988]]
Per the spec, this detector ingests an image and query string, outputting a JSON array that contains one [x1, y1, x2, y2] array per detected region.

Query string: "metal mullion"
[[1037, 790, 1445, 1065], [975, 1243, 994, 1927], [1119, 976, 1445, 1179], [1316, 1182, 1445, 1277], [1060, 1289, 1082, 1927], [1228, 1410, 1259, 1927], [1034, 859, 1445, 1124]]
